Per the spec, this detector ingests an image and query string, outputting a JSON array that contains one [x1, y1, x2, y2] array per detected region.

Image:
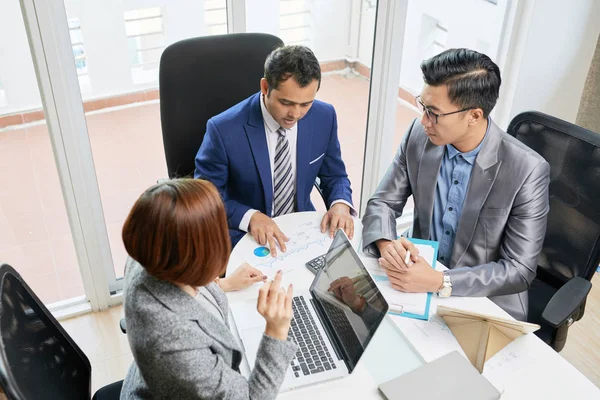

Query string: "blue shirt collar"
[[446, 117, 491, 165]]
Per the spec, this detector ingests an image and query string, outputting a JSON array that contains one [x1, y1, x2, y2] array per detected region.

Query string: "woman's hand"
[[219, 263, 266, 292], [257, 270, 293, 341]]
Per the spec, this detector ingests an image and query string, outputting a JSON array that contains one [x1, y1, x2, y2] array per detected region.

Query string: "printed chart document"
[[365, 238, 438, 320], [236, 219, 360, 279]]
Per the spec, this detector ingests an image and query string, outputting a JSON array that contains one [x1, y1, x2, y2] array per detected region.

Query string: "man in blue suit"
[[195, 45, 355, 255]]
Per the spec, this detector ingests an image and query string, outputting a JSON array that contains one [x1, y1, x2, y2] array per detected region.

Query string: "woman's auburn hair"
[[122, 179, 231, 287]]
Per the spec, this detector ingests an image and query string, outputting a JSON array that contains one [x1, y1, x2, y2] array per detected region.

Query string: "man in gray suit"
[[362, 48, 550, 321]]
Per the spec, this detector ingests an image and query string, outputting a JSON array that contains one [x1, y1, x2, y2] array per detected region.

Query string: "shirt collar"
[[446, 117, 491, 165], [260, 93, 283, 134]]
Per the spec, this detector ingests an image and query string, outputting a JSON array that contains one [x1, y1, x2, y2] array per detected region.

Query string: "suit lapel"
[[245, 94, 273, 217], [416, 139, 444, 239], [451, 121, 503, 267], [143, 273, 241, 353], [296, 116, 313, 208]]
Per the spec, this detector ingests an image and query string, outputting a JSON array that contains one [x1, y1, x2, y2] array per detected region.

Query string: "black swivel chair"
[[159, 32, 284, 178], [0, 264, 122, 399], [507, 111, 600, 352]]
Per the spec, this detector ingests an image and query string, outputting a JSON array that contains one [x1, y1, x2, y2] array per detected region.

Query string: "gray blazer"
[[120, 257, 297, 400], [362, 119, 550, 321]]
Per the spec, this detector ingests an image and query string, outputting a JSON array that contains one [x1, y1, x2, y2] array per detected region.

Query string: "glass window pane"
[[204, 9, 227, 26], [125, 17, 163, 37], [280, 12, 310, 29], [280, 26, 311, 44], [62, 0, 229, 282], [1, 0, 84, 305], [124, 7, 161, 21], [206, 24, 227, 36], [280, 0, 310, 14], [137, 33, 165, 50], [138, 47, 163, 65], [69, 28, 83, 44]]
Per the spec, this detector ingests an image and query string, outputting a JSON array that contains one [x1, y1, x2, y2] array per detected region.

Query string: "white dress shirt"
[[239, 94, 353, 232]]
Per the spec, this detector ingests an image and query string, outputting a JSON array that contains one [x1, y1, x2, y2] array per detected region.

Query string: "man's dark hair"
[[264, 45, 321, 93], [420, 48, 501, 117]]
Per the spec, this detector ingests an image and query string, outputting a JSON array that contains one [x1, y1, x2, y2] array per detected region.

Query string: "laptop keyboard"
[[305, 254, 326, 274], [288, 295, 337, 378]]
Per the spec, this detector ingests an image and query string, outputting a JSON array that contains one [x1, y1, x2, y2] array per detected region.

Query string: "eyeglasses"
[[415, 96, 472, 124]]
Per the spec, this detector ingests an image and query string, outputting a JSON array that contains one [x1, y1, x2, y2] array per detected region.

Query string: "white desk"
[[226, 212, 599, 399]]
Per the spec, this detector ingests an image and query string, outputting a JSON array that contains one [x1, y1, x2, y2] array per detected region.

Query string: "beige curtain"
[[577, 34, 600, 134]]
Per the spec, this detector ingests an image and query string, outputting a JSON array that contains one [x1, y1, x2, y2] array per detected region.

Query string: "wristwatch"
[[437, 271, 452, 298]]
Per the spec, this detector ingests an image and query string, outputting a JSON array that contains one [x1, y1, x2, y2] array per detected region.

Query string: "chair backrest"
[[0, 264, 91, 399], [507, 112, 600, 287], [159, 33, 284, 178]]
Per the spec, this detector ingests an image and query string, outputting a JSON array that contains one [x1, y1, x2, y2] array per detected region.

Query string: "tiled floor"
[[0, 71, 420, 305]]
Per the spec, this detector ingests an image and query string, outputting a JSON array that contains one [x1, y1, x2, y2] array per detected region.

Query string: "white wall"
[[0, 0, 43, 115], [506, 0, 600, 124]]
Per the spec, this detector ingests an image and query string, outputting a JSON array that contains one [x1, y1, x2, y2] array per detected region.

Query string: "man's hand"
[[379, 255, 444, 293], [321, 203, 354, 239], [249, 212, 289, 257], [377, 237, 419, 271], [328, 276, 361, 308]]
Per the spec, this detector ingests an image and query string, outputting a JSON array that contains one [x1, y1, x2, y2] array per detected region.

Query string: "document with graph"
[[237, 220, 334, 277], [365, 238, 438, 320]]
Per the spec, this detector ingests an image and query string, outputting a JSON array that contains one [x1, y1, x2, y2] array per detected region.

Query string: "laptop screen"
[[309, 230, 388, 372]]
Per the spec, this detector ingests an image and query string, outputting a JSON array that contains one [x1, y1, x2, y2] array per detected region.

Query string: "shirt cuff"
[[331, 200, 357, 216], [239, 209, 260, 232]]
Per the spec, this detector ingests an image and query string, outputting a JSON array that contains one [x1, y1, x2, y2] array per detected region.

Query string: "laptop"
[[230, 229, 389, 392]]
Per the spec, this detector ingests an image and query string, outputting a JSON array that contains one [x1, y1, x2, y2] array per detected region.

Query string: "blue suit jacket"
[[195, 92, 353, 246]]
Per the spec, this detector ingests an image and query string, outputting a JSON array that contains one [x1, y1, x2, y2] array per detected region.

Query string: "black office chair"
[[159, 32, 283, 178], [0, 264, 123, 399], [158, 32, 326, 199], [507, 111, 600, 352]]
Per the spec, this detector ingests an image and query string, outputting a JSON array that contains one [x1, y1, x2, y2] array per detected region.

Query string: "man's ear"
[[260, 78, 269, 96], [468, 108, 485, 126]]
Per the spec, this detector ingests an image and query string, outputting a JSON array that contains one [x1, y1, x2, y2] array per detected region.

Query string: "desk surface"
[[226, 212, 599, 399]]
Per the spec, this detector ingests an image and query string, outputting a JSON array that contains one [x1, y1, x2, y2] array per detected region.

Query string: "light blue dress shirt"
[[430, 119, 490, 264]]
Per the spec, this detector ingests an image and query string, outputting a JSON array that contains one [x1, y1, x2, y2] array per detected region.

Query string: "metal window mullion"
[[20, 0, 117, 310], [360, 0, 408, 215], [226, 0, 246, 33]]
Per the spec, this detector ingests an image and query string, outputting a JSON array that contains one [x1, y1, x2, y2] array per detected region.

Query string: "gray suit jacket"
[[362, 119, 550, 321], [120, 258, 297, 400]]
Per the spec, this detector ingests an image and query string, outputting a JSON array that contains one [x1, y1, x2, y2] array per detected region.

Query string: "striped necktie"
[[273, 127, 295, 216]]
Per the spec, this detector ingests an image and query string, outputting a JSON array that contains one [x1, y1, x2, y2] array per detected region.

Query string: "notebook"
[[366, 238, 438, 320], [378, 351, 501, 400]]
